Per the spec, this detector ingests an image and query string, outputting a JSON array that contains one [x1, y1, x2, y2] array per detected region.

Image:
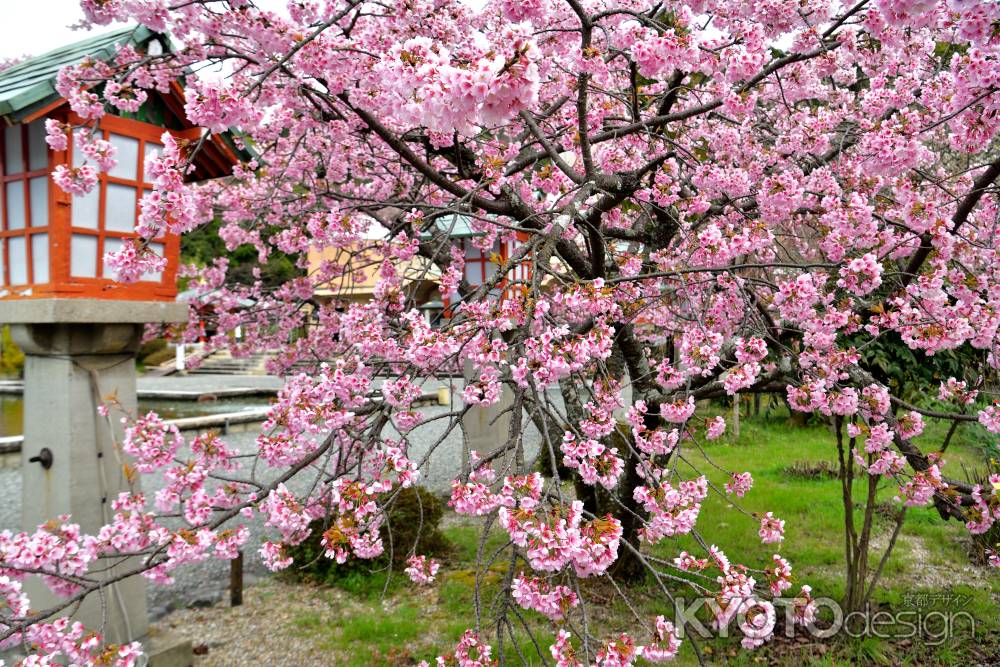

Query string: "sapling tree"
[[3, 0, 1000, 664]]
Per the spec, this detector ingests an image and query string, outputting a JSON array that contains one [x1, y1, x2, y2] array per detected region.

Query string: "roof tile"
[[0, 25, 155, 119]]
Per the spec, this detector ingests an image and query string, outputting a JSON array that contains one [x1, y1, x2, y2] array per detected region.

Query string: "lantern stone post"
[[426, 214, 528, 478], [0, 298, 186, 648], [461, 358, 516, 477]]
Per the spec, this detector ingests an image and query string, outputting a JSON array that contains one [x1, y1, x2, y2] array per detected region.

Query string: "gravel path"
[[149, 580, 349, 666]]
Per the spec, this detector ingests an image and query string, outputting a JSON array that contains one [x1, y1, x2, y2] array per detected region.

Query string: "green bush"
[[964, 466, 1000, 566], [283, 485, 453, 588], [142, 346, 176, 368], [138, 337, 167, 359], [0, 326, 24, 378]]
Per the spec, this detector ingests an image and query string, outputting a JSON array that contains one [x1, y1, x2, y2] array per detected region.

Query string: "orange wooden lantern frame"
[[0, 109, 217, 302], [0, 24, 241, 302]]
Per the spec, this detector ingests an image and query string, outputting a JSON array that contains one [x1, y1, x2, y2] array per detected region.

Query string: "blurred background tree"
[[181, 219, 301, 288], [0, 326, 24, 377]]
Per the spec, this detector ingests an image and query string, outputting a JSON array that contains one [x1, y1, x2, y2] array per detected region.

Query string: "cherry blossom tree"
[[5, 0, 1000, 664]]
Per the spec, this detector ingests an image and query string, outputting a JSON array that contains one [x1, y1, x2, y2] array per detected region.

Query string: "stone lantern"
[[0, 25, 239, 653], [424, 214, 532, 476]]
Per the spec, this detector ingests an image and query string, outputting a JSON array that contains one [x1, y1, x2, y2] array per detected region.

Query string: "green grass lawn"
[[653, 407, 998, 665], [282, 408, 999, 666]]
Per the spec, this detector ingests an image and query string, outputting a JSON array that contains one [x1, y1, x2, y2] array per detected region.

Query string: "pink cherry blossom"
[[7, 1, 1000, 661], [706, 416, 727, 440], [725, 472, 753, 498], [51, 164, 97, 196], [978, 404, 1000, 434], [510, 574, 579, 620], [637, 616, 681, 663], [758, 512, 785, 544], [44, 119, 69, 151], [404, 555, 440, 584]]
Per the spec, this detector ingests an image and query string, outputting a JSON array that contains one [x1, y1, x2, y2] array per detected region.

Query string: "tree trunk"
[[607, 451, 647, 583], [835, 418, 906, 613]]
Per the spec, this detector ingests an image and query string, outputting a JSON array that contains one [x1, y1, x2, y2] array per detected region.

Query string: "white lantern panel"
[[8, 236, 26, 284], [464, 261, 482, 285], [145, 242, 164, 281], [71, 185, 100, 229], [143, 142, 163, 184], [0, 239, 5, 285], [70, 234, 99, 278], [464, 241, 483, 260], [483, 261, 498, 282], [31, 233, 48, 283], [72, 128, 86, 167], [105, 183, 136, 232], [29, 177, 48, 227], [5, 181, 25, 230], [4, 126, 23, 175], [27, 121, 48, 171], [108, 134, 139, 180]]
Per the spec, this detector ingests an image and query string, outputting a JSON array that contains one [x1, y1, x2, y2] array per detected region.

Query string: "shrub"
[[137, 338, 175, 369], [963, 466, 1000, 566], [142, 346, 176, 368], [782, 459, 839, 480], [283, 485, 452, 587], [0, 326, 24, 378], [138, 337, 167, 360]]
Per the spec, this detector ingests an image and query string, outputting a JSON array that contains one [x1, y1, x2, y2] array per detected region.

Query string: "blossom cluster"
[[510, 574, 579, 621], [560, 433, 624, 489], [10, 0, 1000, 663], [405, 555, 441, 584]]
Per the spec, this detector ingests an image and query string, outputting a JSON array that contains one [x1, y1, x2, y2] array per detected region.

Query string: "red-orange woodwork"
[[1, 103, 236, 301], [440, 231, 533, 314]]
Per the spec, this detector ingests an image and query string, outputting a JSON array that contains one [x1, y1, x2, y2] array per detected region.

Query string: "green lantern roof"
[[0, 25, 160, 122], [420, 214, 483, 240]]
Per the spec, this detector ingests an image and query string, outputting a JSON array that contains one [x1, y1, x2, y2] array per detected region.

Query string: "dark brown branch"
[[898, 157, 1000, 291]]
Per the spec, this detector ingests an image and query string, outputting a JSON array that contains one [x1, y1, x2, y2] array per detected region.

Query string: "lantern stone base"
[[0, 298, 186, 325], [0, 299, 187, 648]]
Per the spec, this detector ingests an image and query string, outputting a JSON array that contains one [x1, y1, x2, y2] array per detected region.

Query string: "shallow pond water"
[[0, 395, 22, 438]]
